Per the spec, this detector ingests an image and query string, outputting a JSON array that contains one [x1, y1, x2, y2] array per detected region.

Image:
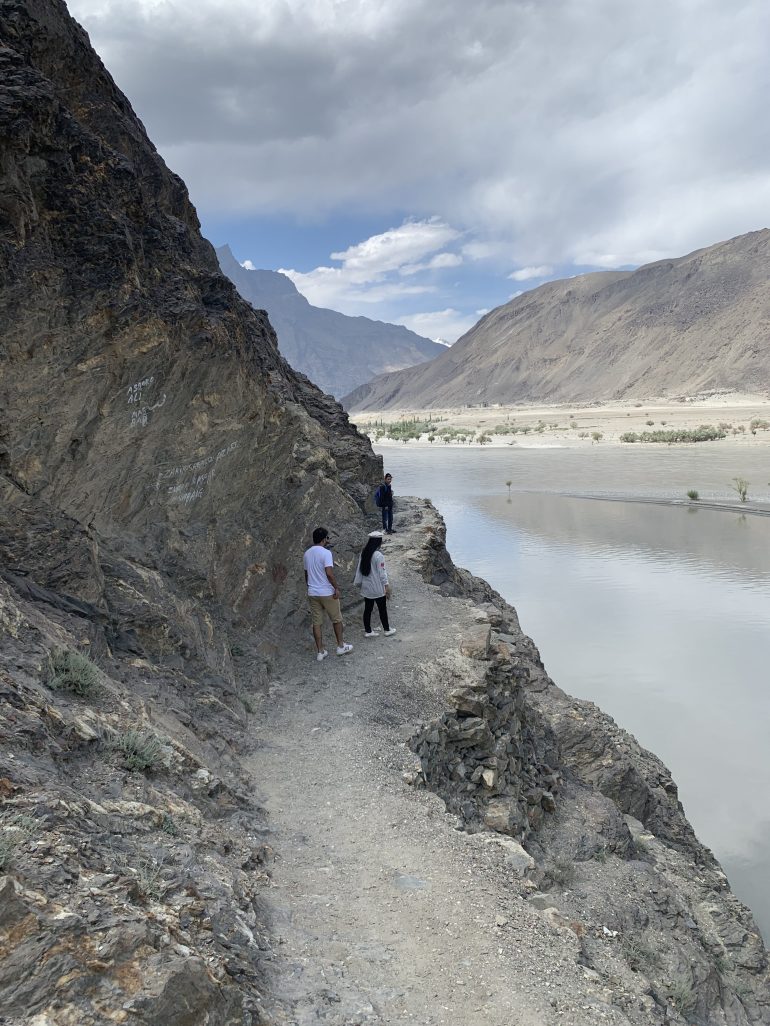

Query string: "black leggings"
[[363, 596, 390, 632]]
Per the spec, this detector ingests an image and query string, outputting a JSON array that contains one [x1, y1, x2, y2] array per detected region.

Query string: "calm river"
[[378, 444, 770, 940]]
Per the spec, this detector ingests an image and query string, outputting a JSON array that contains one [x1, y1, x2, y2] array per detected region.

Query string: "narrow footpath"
[[248, 500, 634, 1026]]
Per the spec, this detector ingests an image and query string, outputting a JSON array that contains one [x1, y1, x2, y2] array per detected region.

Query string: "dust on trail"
[[248, 505, 628, 1026]]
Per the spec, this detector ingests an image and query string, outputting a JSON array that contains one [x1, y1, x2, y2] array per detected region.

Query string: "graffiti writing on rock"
[[155, 441, 240, 506], [127, 375, 167, 428]]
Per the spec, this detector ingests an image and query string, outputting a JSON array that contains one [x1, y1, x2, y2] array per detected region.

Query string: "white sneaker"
[[383, 629, 397, 637], [316, 650, 328, 662], [336, 643, 353, 656], [364, 631, 380, 638]]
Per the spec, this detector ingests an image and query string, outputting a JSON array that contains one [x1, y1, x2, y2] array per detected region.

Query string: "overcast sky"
[[69, 0, 770, 341]]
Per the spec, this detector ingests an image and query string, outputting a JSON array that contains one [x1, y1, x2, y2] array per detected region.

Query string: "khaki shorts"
[[308, 595, 342, 627]]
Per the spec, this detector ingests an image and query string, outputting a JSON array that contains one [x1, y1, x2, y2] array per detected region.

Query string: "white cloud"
[[279, 218, 461, 313], [241, 259, 256, 270], [508, 265, 553, 282], [428, 252, 463, 269], [328, 219, 459, 279], [396, 308, 477, 343], [69, 0, 770, 279], [401, 251, 463, 276]]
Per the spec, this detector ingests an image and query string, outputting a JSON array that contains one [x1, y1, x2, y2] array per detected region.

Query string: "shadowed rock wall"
[[0, 0, 378, 660], [0, 2, 380, 1022]]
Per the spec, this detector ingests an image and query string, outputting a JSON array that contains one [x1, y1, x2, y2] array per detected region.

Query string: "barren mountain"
[[344, 231, 770, 411], [216, 245, 443, 398]]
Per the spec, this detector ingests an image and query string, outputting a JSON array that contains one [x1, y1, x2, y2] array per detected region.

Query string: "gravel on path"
[[247, 501, 636, 1026]]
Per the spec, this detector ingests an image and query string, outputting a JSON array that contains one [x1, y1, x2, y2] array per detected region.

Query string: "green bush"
[[621, 425, 727, 444], [110, 728, 165, 772], [686, 489, 699, 501], [731, 477, 749, 502], [45, 649, 101, 697], [383, 417, 437, 442]]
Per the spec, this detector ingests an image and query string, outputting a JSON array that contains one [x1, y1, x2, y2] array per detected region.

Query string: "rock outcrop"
[[216, 245, 444, 399], [0, 1, 377, 1021], [407, 502, 769, 1024], [0, 0, 378, 646], [343, 229, 770, 411]]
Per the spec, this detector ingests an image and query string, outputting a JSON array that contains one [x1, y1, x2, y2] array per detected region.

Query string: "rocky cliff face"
[[0, 0, 378, 649], [343, 230, 770, 411], [216, 245, 443, 399], [0, 2, 377, 1021]]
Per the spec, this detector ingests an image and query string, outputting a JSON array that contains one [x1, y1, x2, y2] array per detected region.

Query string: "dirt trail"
[[248, 502, 630, 1026]]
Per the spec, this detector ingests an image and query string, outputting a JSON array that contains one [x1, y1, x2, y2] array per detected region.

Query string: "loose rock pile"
[[411, 649, 562, 841]]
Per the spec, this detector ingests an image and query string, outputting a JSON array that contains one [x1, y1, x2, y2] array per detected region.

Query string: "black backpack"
[[374, 485, 384, 507]]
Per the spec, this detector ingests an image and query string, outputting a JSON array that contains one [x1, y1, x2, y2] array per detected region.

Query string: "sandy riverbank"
[[351, 392, 770, 447]]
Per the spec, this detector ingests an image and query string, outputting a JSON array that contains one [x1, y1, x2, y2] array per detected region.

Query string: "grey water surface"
[[379, 445, 770, 940]]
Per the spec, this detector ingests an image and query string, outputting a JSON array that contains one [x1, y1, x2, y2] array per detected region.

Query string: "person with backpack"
[[374, 472, 395, 534], [353, 531, 397, 638]]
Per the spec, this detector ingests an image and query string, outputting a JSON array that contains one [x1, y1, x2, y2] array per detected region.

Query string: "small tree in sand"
[[505, 479, 512, 502], [731, 477, 749, 502]]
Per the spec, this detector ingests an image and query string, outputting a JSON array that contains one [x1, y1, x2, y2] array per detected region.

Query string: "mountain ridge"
[[216, 244, 444, 398], [343, 229, 770, 411]]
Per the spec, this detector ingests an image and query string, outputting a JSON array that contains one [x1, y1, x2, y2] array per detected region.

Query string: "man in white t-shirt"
[[303, 526, 353, 662]]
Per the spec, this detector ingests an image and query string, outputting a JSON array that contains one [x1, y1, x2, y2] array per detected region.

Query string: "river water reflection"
[[379, 445, 770, 939]]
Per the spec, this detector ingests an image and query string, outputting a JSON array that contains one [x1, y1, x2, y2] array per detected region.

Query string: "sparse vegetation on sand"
[[355, 401, 770, 448], [620, 425, 727, 443]]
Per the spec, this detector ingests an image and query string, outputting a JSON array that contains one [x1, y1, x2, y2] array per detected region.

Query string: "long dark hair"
[[359, 536, 382, 576]]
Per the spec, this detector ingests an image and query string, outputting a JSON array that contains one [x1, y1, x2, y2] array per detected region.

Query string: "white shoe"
[[383, 629, 397, 637], [316, 650, 328, 662], [364, 631, 380, 638], [336, 643, 353, 656]]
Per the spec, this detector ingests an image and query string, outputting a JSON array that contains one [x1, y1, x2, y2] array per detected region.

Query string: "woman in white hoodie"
[[353, 531, 397, 638]]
